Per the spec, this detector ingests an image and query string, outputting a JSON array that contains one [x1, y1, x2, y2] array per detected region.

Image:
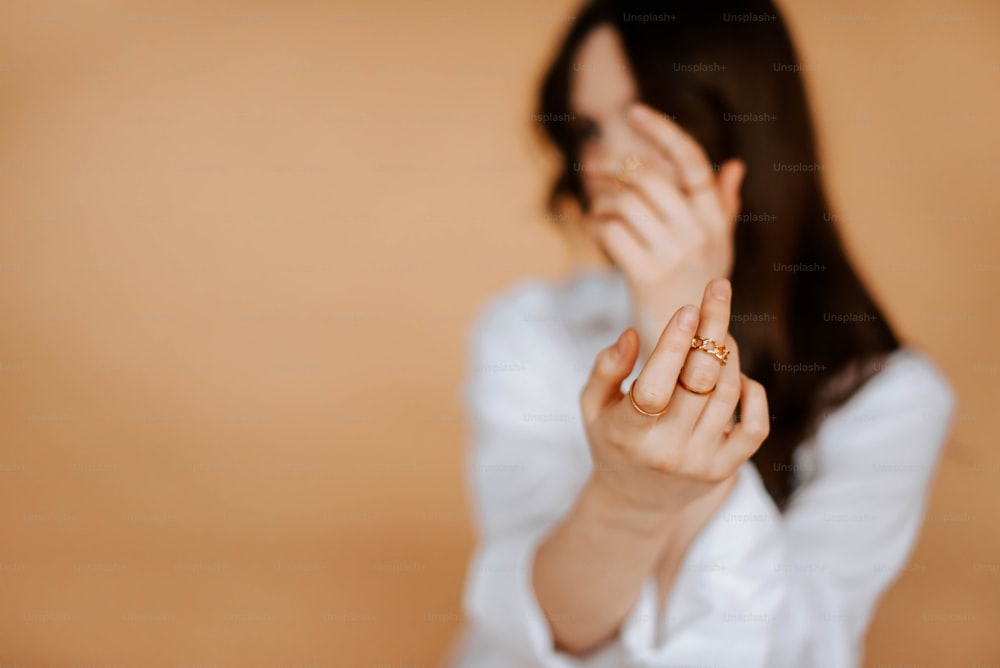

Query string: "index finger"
[[622, 303, 700, 426]]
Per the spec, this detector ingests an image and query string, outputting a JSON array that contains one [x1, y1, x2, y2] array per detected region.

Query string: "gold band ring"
[[691, 336, 729, 366], [628, 378, 669, 417]]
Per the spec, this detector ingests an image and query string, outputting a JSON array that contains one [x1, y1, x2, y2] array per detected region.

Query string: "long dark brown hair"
[[534, 0, 901, 510]]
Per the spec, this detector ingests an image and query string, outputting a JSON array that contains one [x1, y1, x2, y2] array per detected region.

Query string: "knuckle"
[[632, 382, 670, 410], [702, 463, 729, 484], [598, 347, 618, 375], [713, 377, 741, 405], [609, 437, 630, 454], [686, 458, 715, 481], [604, 413, 627, 439], [690, 229, 710, 251], [683, 363, 718, 391], [688, 155, 712, 178], [711, 458, 740, 482], [648, 448, 682, 474], [744, 414, 770, 442], [758, 415, 772, 440], [604, 422, 631, 453]]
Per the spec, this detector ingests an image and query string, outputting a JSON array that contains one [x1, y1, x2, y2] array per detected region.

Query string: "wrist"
[[664, 473, 739, 567], [670, 472, 740, 544], [579, 475, 683, 540]]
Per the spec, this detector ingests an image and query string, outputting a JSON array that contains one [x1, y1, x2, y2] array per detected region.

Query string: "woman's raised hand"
[[579, 277, 770, 518], [586, 102, 746, 363]]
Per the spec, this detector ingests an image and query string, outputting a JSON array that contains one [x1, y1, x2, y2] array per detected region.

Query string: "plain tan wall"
[[1, 0, 997, 665]]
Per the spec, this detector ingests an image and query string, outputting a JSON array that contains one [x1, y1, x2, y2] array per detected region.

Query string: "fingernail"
[[712, 279, 731, 300], [679, 306, 698, 330]]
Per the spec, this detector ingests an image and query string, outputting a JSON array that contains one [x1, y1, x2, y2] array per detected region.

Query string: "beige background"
[[0, 0, 998, 665]]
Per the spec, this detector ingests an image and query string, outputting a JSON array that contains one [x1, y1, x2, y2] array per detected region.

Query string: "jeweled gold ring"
[[691, 336, 729, 366], [614, 154, 644, 186]]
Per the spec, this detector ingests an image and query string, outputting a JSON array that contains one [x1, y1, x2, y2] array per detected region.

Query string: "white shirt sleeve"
[[455, 283, 957, 668]]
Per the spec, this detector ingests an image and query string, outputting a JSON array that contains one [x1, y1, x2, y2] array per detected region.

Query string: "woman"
[[446, 1, 957, 666]]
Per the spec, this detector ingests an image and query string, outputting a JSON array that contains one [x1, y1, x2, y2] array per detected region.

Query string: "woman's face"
[[570, 24, 681, 221]]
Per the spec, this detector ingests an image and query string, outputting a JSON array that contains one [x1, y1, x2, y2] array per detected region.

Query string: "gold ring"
[[628, 378, 668, 417], [622, 154, 643, 171], [690, 336, 728, 366], [614, 154, 644, 187], [677, 373, 717, 396]]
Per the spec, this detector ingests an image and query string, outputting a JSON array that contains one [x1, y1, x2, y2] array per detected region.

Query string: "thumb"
[[580, 326, 638, 420], [716, 157, 745, 223]]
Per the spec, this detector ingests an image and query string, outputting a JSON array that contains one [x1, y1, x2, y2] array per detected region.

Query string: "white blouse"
[[444, 267, 957, 668]]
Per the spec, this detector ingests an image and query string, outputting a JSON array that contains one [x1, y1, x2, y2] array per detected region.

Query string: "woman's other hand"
[[587, 102, 746, 364]]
